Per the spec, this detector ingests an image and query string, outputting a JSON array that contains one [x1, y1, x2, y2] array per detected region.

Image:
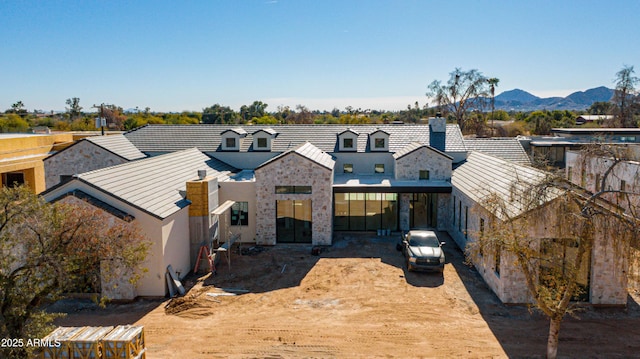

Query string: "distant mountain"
[[495, 89, 540, 103], [492, 86, 614, 111]]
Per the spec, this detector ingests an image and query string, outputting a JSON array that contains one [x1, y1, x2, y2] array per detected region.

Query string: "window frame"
[[374, 163, 385, 174], [230, 201, 249, 226]]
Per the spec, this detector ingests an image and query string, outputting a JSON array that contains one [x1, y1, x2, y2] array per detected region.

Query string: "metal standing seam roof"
[[85, 134, 147, 160], [124, 124, 467, 154], [452, 151, 560, 219], [74, 148, 235, 219], [255, 142, 335, 171], [463, 138, 531, 165]]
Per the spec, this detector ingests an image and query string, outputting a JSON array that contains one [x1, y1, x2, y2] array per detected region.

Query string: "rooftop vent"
[[197, 169, 207, 180]]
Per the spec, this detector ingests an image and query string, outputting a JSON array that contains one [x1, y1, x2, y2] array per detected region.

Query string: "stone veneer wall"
[[254, 153, 334, 246], [45, 140, 129, 189], [394, 147, 452, 181], [450, 186, 629, 305]]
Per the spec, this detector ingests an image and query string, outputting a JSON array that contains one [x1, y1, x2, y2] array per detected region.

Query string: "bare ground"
[[54, 232, 640, 358]]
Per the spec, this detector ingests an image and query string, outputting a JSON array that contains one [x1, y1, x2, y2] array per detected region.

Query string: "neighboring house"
[[42, 148, 236, 298], [575, 115, 614, 126], [0, 132, 74, 193], [44, 134, 146, 189], [463, 137, 531, 165], [450, 151, 628, 305], [520, 128, 640, 168]]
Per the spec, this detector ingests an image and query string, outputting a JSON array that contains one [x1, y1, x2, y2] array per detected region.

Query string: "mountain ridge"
[[492, 86, 614, 111]]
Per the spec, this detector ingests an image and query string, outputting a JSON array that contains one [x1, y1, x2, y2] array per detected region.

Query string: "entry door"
[[276, 200, 312, 243]]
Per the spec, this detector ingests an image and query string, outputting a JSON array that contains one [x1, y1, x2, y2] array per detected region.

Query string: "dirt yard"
[[55, 233, 640, 358]]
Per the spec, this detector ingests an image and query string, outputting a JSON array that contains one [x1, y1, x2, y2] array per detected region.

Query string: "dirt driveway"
[[56, 232, 640, 358]]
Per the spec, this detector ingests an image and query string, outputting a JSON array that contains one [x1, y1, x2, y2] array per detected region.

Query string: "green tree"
[[0, 187, 150, 359], [202, 104, 238, 124], [240, 101, 268, 122], [426, 68, 491, 133], [0, 114, 30, 133], [65, 97, 83, 120], [612, 65, 640, 127], [588, 101, 614, 115]]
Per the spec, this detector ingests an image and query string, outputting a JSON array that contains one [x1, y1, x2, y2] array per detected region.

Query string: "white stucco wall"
[[42, 181, 189, 298], [219, 180, 257, 243]]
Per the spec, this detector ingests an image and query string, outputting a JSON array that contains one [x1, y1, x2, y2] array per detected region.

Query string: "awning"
[[211, 200, 236, 215]]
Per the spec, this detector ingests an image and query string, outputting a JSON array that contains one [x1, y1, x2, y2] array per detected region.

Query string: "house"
[[565, 147, 640, 214], [0, 132, 74, 193], [37, 120, 631, 304], [450, 151, 627, 305], [575, 115, 614, 125], [42, 148, 236, 298]]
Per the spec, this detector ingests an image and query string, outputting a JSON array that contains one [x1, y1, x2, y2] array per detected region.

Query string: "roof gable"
[[393, 142, 453, 160], [452, 151, 560, 219], [255, 142, 335, 171], [85, 134, 146, 160]]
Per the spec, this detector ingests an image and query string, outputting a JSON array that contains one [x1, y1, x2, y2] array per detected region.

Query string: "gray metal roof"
[[255, 142, 335, 170], [124, 124, 466, 154], [74, 148, 235, 219], [452, 151, 560, 219], [463, 138, 531, 165], [392, 142, 452, 160], [85, 134, 146, 161]]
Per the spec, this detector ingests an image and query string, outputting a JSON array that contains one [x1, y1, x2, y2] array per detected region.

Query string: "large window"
[[2, 172, 25, 188], [277, 199, 312, 243], [334, 192, 398, 231], [230, 202, 248, 226], [540, 238, 590, 301]]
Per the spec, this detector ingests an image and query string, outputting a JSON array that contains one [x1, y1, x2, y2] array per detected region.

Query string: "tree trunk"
[[547, 317, 562, 359]]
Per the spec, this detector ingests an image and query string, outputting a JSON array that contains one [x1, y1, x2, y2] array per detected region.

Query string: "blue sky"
[[2, 0, 639, 113]]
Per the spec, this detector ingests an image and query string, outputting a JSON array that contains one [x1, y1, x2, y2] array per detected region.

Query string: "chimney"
[[429, 113, 446, 153], [197, 169, 207, 180]]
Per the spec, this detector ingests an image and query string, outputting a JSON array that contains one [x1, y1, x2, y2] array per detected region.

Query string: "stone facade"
[[254, 152, 334, 246], [45, 140, 129, 189], [449, 188, 629, 305], [394, 146, 452, 181]]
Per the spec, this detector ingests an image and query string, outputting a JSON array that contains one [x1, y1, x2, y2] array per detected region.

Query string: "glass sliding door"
[[276, 199, 312, 243], [333, 192, 398, 231]]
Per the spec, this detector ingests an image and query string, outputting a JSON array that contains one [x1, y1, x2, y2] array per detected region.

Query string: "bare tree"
[[467, 144, 639, 359], [612, 65, 639, 128], [426, 68, 491, 133]]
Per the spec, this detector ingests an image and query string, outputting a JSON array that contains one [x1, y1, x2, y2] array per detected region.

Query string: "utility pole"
[[92, 103, 106, 135]]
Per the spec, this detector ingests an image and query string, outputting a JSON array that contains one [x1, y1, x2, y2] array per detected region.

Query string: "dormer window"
[[221, 128, 247, 151], [369, 129, 389, 152], [252, 128, 277, 151], [338, 128, 359, 152]]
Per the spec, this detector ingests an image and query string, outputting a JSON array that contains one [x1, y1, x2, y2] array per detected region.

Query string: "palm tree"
[[488, 78, 500, 136]]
